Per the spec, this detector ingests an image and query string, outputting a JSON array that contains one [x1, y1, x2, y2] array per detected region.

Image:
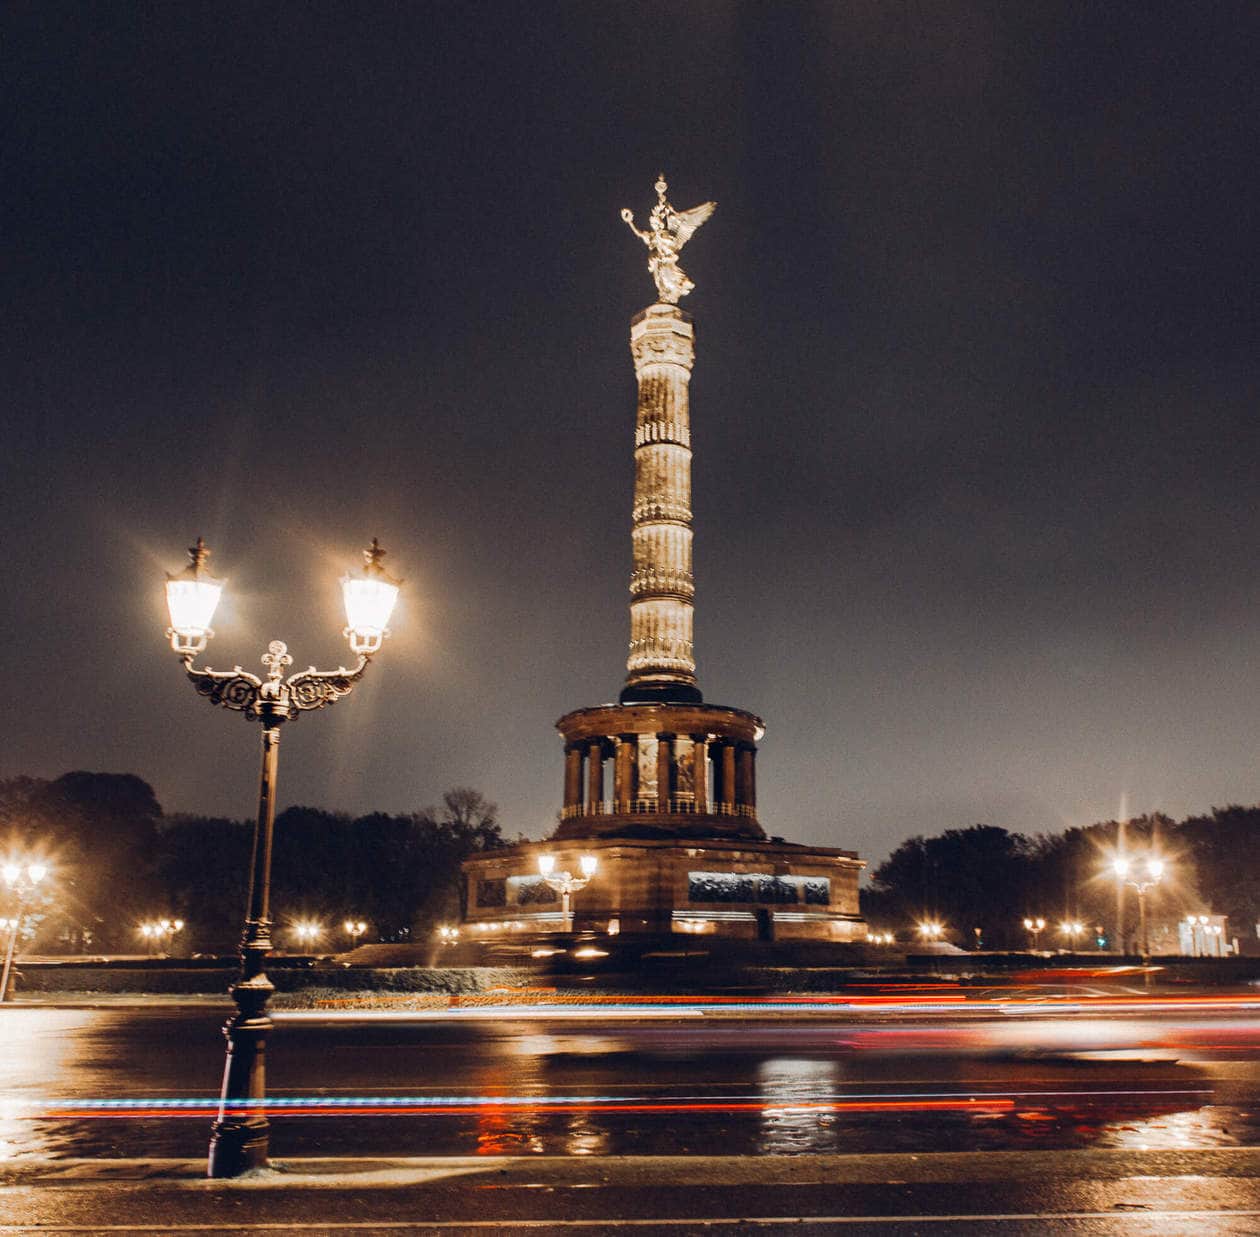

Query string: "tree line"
[[860, 809, 1260, 952], [0, 773, 507, 954], [4, 770, 1256, 956]]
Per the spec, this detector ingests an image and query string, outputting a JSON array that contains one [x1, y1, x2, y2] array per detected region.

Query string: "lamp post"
[[537, 854, 597, 933], [342, 919, 367, 947], [292, 920, 323, 951], [1022, 916, 1046, 951], [163, 536, 400, 1179], [1058, 920, 1084, 952], [139, 918, 185, 956], [1112, 855, 1164, 967], [916, 920, 943, 944], [1, 862, 48, 1002]]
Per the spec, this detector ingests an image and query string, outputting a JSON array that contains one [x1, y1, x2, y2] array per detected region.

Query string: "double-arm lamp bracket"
[[178, 639, 369, 726]]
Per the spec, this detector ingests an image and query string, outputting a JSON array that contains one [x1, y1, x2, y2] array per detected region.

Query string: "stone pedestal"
[[462, 835, 866, 944]]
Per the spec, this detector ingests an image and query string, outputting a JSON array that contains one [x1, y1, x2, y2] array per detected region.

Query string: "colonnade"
[[562, 732, 757, 820]]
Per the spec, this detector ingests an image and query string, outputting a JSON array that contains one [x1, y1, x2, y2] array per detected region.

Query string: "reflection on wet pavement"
[[758, 1058, 841, 1154], [2, 1006, 1258, 1162]]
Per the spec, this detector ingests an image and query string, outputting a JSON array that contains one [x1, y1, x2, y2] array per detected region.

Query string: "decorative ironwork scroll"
[[181, 640, 368, 722]]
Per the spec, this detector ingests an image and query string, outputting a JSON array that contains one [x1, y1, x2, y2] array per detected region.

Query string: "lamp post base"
[[208, 1116, 271, 1178], [207, 969, 274, 1178]]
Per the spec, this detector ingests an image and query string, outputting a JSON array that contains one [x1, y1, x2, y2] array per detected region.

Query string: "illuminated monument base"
[[461, 832, 864, 944], [461, 702, 865, 944]]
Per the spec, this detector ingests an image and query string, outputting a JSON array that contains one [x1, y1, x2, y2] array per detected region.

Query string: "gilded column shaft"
[[622, 303, 701, 703]]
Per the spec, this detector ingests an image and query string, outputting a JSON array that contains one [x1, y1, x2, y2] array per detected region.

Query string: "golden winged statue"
[[621, 174, 716, 304]]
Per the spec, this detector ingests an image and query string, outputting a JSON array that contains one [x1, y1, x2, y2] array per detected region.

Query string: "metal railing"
[[560, 798, 755, 820]]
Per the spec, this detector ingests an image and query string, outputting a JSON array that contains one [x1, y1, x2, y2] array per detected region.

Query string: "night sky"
[[5, 3, 1260, 868]]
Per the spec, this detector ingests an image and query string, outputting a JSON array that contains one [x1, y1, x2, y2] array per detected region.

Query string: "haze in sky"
[[4, 4, 1260, 866]]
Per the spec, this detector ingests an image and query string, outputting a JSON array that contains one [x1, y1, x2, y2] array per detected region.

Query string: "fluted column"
[[621, 303, 702, 704]]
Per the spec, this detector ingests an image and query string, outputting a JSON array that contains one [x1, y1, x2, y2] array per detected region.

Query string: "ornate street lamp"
[[139, 917, 185, 956], [1058, 920, 1085, 951], [915, 920, 943, 942], [1, 861, 48, 1002], [163, 536, 400, 1179], [1022, 916, 1046, 951], [537, 853, 597, 933], [1112, 855, 1165, 970], [291, 920, 323, 950], [342, 919, 368, 946]]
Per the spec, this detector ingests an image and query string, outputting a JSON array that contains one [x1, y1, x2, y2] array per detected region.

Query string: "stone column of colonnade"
[[620, 303, 703, 704]]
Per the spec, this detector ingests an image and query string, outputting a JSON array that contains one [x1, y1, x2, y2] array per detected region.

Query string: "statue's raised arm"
[[621, 174, 715, 304], [621, 207, 650, 244]]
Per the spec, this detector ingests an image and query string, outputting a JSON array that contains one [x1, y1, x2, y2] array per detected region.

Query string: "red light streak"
[[30, 1097, 1016, 1120]]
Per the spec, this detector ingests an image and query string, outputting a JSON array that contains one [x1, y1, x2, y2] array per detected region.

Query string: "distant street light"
[[163, 536, 401, 1180], [1112, 855, 1165, 969], [916, 921, 944, 942], [1022, 917, 1046, 950], [139, 918, 185, 956], [342, 919, 367, 946], [292, 920, 323, 950], [538, 854, 598, 932], [1, 861, 49, 1002], [1058, 920, 1085, 951], [437, 924, 460, 945]]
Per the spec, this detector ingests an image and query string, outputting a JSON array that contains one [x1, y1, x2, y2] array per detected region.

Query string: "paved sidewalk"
[[3, 1149, 1260, 1234]]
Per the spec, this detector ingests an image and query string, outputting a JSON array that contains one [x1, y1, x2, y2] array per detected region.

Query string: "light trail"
[[10, 1086, 1209, 1120], [276, 994, 1260, 1021]]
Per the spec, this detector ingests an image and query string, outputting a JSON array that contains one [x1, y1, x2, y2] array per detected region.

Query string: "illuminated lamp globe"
[[579, 855, 598, 879], [537, 854, 556, 878], [342, 539, 401, 656], [165, 537, 223, 654]]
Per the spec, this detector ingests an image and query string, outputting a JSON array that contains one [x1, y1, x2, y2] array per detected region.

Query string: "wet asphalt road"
[[2, 1000, 1259, 1159], [1, 1000, 1259, 1232]]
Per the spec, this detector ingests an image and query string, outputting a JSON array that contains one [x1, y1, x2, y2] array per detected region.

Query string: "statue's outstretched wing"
[[669, 201, 716, 248]]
